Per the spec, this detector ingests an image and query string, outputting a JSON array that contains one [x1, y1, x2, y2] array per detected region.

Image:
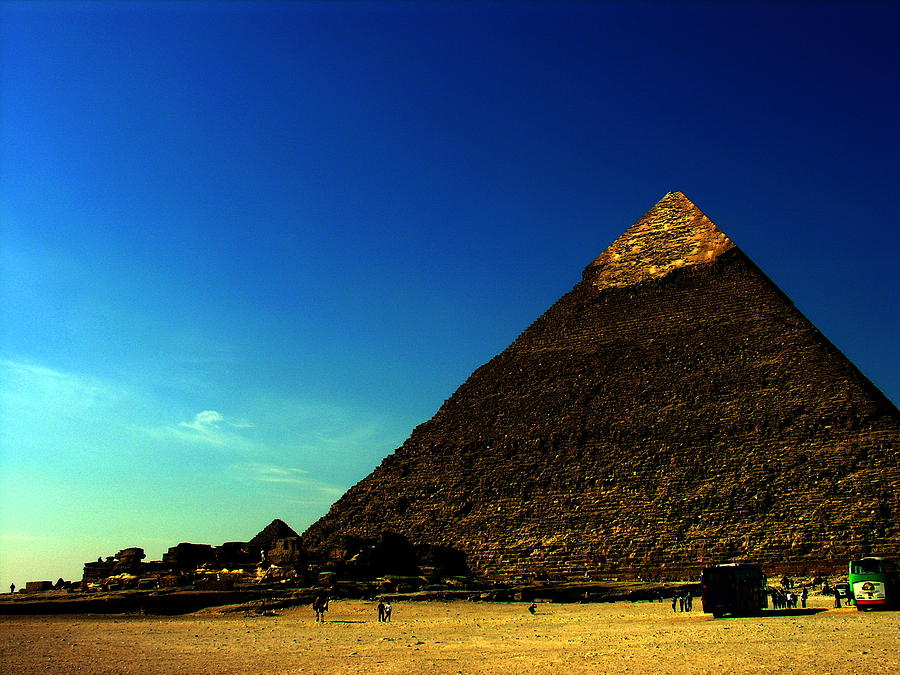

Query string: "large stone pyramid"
[[302, 192, 899, 579]]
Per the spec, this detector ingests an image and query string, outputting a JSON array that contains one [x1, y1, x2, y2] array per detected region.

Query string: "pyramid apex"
[[248, 519, 298, 548], [585, 192, 735, 289]]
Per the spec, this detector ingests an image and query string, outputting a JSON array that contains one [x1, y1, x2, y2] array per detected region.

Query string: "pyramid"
[[302, 192, 899, 579], [248, 518, 298, 551]]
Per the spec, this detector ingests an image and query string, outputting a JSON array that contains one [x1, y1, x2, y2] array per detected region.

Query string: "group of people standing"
[[310, 595, 393, 622], [376, 600, 392, 621], [771, 586, 808, 609], [671, 593, 693, 612]]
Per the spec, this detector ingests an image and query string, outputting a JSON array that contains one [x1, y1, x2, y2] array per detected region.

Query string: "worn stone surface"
[[302, 192, 900, 579], [81, 519, 300, 585], [248, 518, 298, 552]]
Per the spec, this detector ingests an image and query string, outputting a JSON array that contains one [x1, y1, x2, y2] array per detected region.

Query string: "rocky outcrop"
[[82, 547, 146, 583], [302, 192, 899, 580], [81, 519, 302, 586]]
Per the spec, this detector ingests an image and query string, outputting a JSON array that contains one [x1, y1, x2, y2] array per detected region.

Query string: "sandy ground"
[[1, 595, 897, 674]]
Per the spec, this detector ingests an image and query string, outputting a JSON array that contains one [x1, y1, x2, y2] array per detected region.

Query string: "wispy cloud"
[[0, 359, 136, 466], [1, 358, 394, 519], [0, 359, 125, 411], [180, 409, 226, 431], [235, 462, 309, 484], [146, 410, 258, 450], [179, 409, 254, 432], [241, 395, 395, 459], [233, 462, 344, 499], [0, 534, 52, 542], [2, 359, 395, 468]]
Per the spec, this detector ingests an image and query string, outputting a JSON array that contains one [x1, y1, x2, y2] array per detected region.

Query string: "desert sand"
[[2, 595, 897, 674]]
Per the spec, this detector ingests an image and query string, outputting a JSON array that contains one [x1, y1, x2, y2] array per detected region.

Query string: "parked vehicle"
[[848, 557, 899, 610], [700, 564, 768, 618]]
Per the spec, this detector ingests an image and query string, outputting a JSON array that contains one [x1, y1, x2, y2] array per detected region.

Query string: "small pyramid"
[[302, 193, 899, 578], [248, 519, 298, 550]]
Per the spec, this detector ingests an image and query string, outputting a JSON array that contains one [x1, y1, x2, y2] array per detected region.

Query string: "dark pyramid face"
[[302, 193, 899, 579], [249, 519, 299, 550]]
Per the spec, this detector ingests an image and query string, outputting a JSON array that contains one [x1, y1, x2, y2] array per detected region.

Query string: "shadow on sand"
[[713, 608, 829, 619], [764, 608, 829, 617]]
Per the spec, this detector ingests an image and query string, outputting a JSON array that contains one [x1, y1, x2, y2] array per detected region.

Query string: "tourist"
[[671, 595, 677, 613], [833, 588, 841, 609], [801, 587, 808, 609], [377, 600, 385, 622], [313, 594, 329, 622], [9, 583, 14, 594], [384, 601, 392, 621]]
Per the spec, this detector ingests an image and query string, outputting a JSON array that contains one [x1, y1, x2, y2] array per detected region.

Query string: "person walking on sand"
[[9, 583, 14, 594], [671, 595, 677, 613], [801, 587, 808, 609], [377, 600, 385, 622], [384, 601, 392, 621], [313, 594, 329, 622]]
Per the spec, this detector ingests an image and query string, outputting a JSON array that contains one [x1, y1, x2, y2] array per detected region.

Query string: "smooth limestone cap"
[[584, 192, 735, 289]]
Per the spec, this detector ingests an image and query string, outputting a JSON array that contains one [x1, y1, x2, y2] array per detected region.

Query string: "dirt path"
[[2, 596, 897, 674]]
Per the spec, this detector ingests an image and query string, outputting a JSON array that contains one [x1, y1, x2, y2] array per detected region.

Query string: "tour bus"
[[700, 564, 768, 618], [848, 557, 899, 610]]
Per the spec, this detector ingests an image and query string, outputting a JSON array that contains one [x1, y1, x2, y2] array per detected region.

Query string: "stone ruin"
[[73, 518, 456, 594], [80, 519, 303, 590], [300, 192, 900, 581], [82, 547, 146, 583]]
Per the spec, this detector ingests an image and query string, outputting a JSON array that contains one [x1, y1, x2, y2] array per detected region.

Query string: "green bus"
[[848, 557, 899, 610]]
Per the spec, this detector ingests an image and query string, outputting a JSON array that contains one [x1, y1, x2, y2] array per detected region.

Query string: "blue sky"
[[1, 1, 897, 588]]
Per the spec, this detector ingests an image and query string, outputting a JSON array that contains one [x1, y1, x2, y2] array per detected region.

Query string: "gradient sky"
[[1, 1, 897, 589]]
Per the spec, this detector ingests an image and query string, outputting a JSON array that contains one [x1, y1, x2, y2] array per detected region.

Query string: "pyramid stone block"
[[302, 192, 899, 579]]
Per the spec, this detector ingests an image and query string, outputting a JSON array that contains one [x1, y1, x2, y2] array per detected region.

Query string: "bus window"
[[851, 560, 883, 575]]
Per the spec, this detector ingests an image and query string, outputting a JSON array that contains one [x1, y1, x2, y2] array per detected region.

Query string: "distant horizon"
[[2, 0, 897, 590]]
